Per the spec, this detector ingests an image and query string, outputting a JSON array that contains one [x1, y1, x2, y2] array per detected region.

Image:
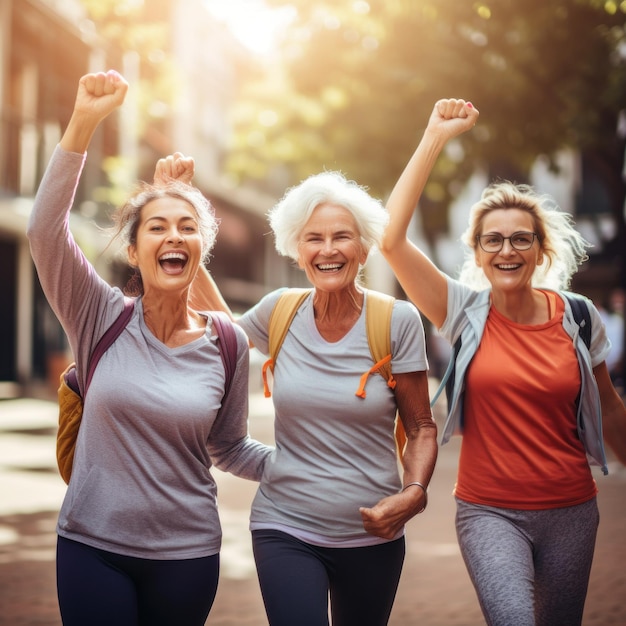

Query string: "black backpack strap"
[[64, 298, 135, 397], [564, 293, 592, 349], [445, 335, 462, 406]]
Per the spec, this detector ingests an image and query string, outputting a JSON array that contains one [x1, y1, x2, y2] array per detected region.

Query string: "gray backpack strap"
[[564, 292, 592, 349], [430, 334, 462, 408]]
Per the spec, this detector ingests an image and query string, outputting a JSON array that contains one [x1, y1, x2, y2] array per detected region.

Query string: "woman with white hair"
[[190, 168, 437, 625], [381, 98, 626, 626]]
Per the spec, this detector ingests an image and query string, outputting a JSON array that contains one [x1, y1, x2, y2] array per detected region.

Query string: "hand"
[[74, 70, 128, 124], [359, 489, 427, 540], [154, 152, 195, 186], [60, 70, 128, 153], [425, 98, 479, 142]]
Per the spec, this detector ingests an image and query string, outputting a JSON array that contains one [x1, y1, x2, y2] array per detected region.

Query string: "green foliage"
[[78, 0, 178, 207], [228, 0, 626, 236]]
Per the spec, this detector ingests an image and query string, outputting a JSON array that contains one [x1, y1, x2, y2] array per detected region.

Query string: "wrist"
[[60, 111, 103, 154], [402, 481, 428, 513], [422, 127, 450, 149]]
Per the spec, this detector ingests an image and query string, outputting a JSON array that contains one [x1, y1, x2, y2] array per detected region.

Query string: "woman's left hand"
[[359, 489, 427, 539], [359, 370, 437, 539]]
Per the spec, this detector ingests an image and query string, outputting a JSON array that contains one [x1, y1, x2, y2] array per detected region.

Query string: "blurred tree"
[[79, 0, 179, 205], [226, 0, 626, 250], [80, 0, 180, 136]]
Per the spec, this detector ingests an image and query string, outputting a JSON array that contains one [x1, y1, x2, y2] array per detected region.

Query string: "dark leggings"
[[252, 529, 405, 626], [56, 536, 219, 626]]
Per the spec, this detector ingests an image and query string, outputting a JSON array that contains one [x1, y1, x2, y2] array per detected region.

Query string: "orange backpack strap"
[[262, 288, 311, 397], [355, 290, 395, 398]]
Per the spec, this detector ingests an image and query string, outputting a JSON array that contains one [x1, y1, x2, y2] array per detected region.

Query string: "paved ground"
[[0, 388, 625, 625]]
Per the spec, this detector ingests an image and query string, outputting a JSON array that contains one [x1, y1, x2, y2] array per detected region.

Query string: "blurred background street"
[[1, 384, 625, 626], [2, 2, 626, 624], [2, 0, 626, 415]]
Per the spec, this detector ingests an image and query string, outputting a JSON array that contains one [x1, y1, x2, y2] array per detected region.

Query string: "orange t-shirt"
[[455, 292, 597, 509]]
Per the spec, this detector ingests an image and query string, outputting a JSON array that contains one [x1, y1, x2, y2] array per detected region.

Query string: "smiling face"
[[296, 203, 368, 292], [475, 208, 543, 294], [127, 196, 203, 295]]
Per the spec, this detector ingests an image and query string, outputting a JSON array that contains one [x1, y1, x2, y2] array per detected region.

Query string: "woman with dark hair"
[[27, 70, 271, 626]]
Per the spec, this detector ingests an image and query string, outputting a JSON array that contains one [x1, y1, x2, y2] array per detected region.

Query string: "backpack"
[[565, 292, 592, 350], [430, 291, 593, 410], [56, 304, 238, 484], [211, 311, 239, 397], [260, 288, 408, 455], [57, 298, 135, 483]]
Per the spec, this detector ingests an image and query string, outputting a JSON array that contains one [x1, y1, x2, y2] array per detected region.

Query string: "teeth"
[[159, 252, 187, 261], [497, 264, 520, 270], [318, 263, 342, 270]]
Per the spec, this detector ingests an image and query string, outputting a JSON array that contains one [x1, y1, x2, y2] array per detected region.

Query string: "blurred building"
[[1, 0, 623, 398], [0, 0, 109, 397], [0, 0, 296, 398]]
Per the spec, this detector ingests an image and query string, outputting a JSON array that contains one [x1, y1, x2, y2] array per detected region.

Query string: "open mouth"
[[495, 263, 521, 272], [317, 262, 343, 272], [159, 251, 188, 274]]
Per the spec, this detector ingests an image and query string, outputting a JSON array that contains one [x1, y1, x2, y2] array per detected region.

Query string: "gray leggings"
[[455, 497, 599, 626]]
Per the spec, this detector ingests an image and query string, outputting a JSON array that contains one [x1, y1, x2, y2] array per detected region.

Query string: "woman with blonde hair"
[[381, 98, 626, 626]]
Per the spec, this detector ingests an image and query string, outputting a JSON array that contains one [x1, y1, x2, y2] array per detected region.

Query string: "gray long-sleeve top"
[[27, 146, 272, 559]]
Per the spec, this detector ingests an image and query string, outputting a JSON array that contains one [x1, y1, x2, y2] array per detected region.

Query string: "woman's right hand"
[[380, 99, 479, 327], [60, 70, 128, 153], [425, 98, 479, 142], [74, 70, 128, 122], [154, 152, 195, 186]]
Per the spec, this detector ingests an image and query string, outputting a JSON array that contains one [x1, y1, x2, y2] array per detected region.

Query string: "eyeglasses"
[[476, 231, 538, 253]]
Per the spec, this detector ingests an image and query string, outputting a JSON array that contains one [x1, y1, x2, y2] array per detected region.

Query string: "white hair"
[[268, 171, 389, 263]]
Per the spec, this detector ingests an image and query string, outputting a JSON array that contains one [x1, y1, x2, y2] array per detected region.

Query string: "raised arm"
[[151, 152, 235, 316], [60, 70, 128, 154], [380, 99, 479, 328], [189, 265, 233, 315]]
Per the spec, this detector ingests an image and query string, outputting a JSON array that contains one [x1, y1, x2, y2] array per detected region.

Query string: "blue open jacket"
[[434, 279, 612, 475]]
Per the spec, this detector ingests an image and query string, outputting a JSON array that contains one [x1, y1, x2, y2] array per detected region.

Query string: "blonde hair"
[[458, 181, 590, 290]]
